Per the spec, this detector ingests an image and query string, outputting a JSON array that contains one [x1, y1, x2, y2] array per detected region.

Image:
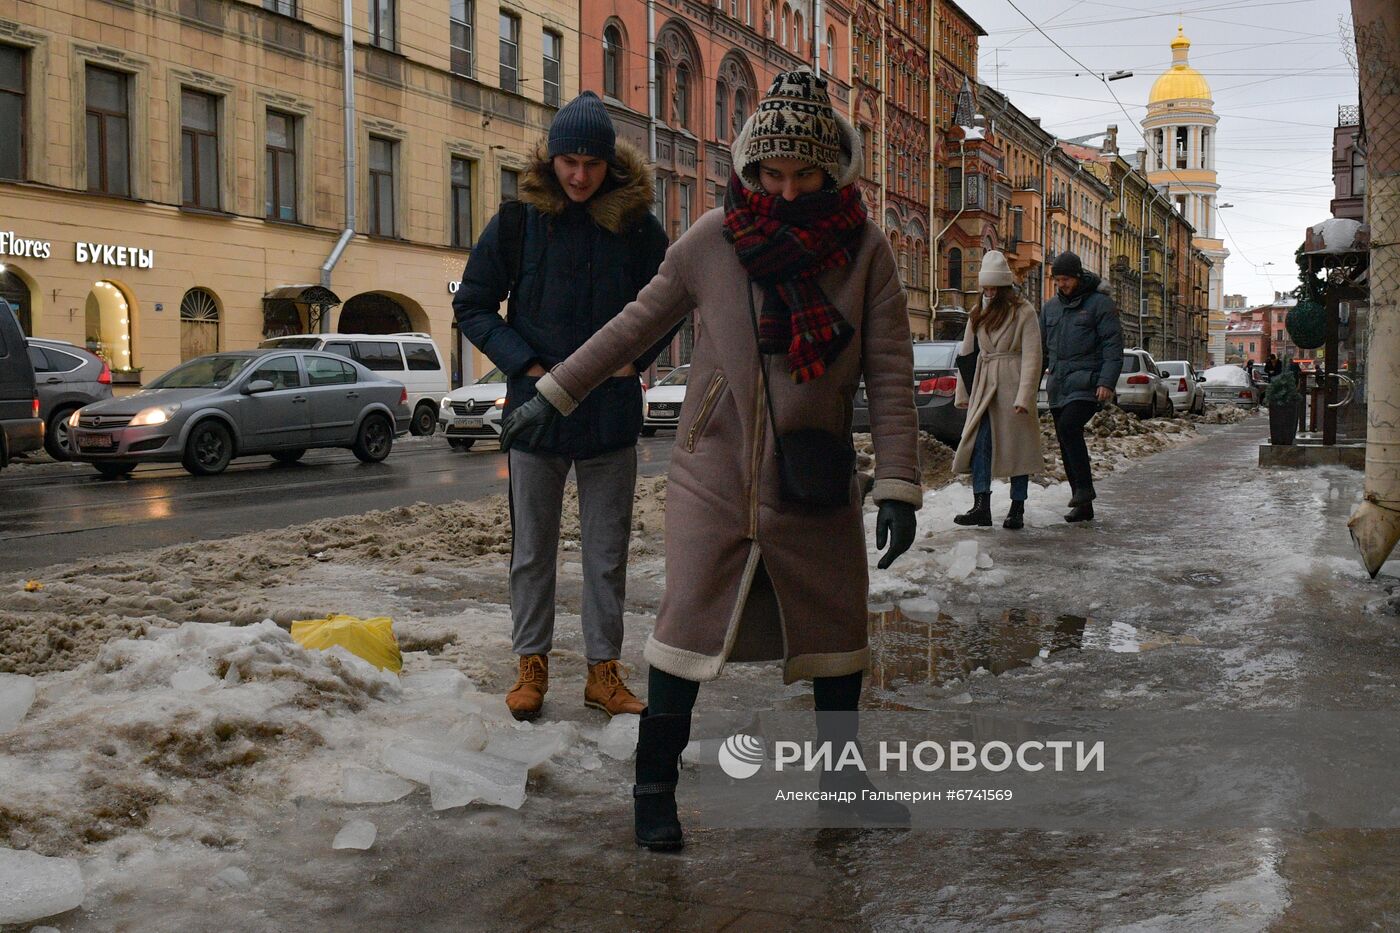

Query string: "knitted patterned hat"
[[734, 70, 843, 188]]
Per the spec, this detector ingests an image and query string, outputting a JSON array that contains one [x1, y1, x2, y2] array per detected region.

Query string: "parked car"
[[26, 338, 113, 459], [1037, 349, 1173, 419], [1158, 360, 1206, 416], [642, 364, 688, 436], [67, 349, 410, 477], [1201, 364, 1261, 408], [0, 299, 42, 471], [259, 332, 448, 437], [437, 367, 507, 450], [853, 341, 966, 445]]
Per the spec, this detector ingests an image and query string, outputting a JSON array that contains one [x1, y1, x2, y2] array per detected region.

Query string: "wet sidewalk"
[[67, 420, 1400, 932]]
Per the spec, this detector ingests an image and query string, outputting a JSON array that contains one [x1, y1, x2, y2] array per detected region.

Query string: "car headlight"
[[441, 396, 453, 411], [494, 397, 506, 408], [68, 409, 82, 428], [130, 404, 180, 427], [643, 403, 651, 417]]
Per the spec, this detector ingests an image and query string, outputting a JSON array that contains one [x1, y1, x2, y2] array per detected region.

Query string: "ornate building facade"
[[931, 1, 987, 314]]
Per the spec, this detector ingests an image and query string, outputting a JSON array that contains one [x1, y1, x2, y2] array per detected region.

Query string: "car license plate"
[[78, 433, 115, 449], [455, 417, 484, 430]]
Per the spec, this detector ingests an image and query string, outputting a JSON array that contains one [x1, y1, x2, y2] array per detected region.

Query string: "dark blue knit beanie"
[[548, 91, 616, 162]]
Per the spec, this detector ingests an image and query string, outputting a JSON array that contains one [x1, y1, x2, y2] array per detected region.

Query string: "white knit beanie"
[[979, 250, 1014, 287]]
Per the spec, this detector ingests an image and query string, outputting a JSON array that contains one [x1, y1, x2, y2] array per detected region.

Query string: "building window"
[[679, 182, 692, 233], [781, 4, 789, 46], [654, 174, 668, 223], [674, 63, 690, 128], [947, 167, 962, 210], [499, 167, 518, 204], [179, 288, 220, 361], [181, 90, 220, 210], [1175, 126, 1188, 169], [0, 46, 24, 180], [499, 12, 519, 93], [826, 28, 835, 74], [1199, 127, 1210, 169], [654, 51, 668, 121], [451, 156, 473, 248], [733, 89, 748, 134], [793, 12, 803, 52], [368, 136, 395, 237], [745, 0, 753, 26], [1352, 149, 1367, 196], [265, 110, 297, 221], [86, 67, 131, 197], [371, 0, 396, 50], [948, 247, 962, 291], [603, 26, 623, 99], [542, 31, 561, 107], [715, 81, 728, 141], [263, 0, 297, 14], [450, 0, 474, 76]]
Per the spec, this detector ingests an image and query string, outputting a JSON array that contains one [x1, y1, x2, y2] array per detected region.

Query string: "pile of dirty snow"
[[854, 432, 957, 488], [1185, 406, 1257, 425]]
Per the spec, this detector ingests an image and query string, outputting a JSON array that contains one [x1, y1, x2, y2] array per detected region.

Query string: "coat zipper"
[[685, 371, 727, 453], [748, 361, 766, 539]]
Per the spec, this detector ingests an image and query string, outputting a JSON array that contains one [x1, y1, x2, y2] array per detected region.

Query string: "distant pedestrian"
[[453, 91, 673, 722], [1265, 354, 1282, 378], [1039, 251, 1123, 523], [951, 251, 1043, 530]]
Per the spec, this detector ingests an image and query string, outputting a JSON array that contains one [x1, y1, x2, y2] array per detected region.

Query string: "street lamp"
[[1107, 70, 1133, 81]]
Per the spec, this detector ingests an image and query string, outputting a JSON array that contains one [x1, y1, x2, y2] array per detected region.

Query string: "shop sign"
[[76, 242, 155, 269], [448, 281, 460, 294], [0, 231, 53, 259]]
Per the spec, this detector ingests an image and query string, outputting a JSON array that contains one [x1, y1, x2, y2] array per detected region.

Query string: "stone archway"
[[338, 293, 413, 334], [0, 268, 33, 335]]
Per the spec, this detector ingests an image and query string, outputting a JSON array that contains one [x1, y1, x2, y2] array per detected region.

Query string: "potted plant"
[[1265, 362, 1301, 446]]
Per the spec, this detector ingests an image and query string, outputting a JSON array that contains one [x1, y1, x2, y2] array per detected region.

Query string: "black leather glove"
[[499, 393, 560, 452], [875, 500, 917, 570]]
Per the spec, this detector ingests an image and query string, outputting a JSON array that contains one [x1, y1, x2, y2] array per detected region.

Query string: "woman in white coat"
[[951, 251, 1044, 529]]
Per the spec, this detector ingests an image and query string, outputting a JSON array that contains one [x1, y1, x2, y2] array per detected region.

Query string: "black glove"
[[875, 500, 917, 570], [499, 393, 560, 452]]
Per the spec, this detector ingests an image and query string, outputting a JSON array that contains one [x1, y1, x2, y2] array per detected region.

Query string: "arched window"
[[180, 287, 220, 361], [715, 81, 728, 141], [603, 26, 624, 100], [674, 62, 690, 128], [781, 4, 790, 46], [793, 12, 803, 52], [948, 247, 963, 291], [766, 1, 776, 37], [654, 51, 669, 122], [745, 0, 753, 27], [826, 28, 835, 73]]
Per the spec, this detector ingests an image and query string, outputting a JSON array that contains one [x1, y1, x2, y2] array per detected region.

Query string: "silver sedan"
[[68, 349, 410, 477]]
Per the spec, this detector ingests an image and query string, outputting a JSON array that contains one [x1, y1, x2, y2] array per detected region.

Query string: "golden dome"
[[1149, 26, 1212, 103]]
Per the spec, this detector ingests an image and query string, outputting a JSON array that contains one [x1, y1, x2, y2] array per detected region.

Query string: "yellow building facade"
[[0, 0, 575, 390]]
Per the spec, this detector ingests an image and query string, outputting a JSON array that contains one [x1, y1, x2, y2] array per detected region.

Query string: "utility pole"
[[1348, 0, 1400, 576]]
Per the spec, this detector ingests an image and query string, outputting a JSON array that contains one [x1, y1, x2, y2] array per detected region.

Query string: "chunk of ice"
[[401, 668, 474, 698], [939, 540, 980, 581], [332, 819, 377, 850], [0, 848, 84, 925], [449, 714, 488, 752], [170, 667, 219, 693], [484, 722, 576, 769], [341, 765, 416, 804], [596, 713, 640, 761], [976, 552, 993, 570], [211, 866, 251, 890], [384, 741, 527, 810], [0, 675, 36, 734]]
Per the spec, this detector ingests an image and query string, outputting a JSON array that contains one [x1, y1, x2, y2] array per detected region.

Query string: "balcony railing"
[[1015, 175, 1042, 193], [1338, 104, 1360, 127], [1047, 193, 1066, 213]]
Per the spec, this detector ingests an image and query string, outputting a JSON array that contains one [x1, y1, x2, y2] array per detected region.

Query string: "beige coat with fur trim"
[[951, 299, 1045, 479], [536, 211, 921, 684]]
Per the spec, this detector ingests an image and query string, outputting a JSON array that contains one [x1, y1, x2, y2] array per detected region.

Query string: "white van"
[[258, 332, 449, 435]]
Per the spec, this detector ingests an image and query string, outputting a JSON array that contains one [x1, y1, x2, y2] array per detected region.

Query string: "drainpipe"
[[1040, 139, 1055, 305], [812, 0, 822, 76], [318, 0, 357, 333], [647, 0, 657, 162]]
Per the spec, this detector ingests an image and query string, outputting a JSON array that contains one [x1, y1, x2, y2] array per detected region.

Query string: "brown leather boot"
[[584, 660, 645, 717], [506, 654, 548, 721]]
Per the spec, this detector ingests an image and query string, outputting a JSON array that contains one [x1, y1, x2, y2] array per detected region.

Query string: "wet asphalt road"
[[0, 435, 676, 574]]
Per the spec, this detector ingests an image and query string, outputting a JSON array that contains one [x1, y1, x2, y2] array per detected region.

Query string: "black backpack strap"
[[498, 199, 527, 296]]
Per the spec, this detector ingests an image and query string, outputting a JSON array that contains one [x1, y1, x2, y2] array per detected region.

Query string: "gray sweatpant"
[[507, 444, 637, 663]]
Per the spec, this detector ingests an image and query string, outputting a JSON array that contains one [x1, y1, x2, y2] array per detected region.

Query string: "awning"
[[262, 284, 342, 305]]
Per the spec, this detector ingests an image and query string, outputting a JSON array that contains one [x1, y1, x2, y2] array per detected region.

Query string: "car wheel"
[[93, 461, 136, 478], [410, 403, 436, 437], [45, 407, 78, 461], [352, 413, 394, 463], [447, 438, 475, 451], [271, 448, 306, 464], [182, 420, 234, 476], [640, 427, 658, 437]]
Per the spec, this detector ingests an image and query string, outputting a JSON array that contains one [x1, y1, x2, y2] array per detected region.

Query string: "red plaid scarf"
[[722, 174, 867, 383]]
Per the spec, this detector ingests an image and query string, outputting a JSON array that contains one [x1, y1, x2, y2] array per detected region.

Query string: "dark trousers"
[[647, 667, 863, 715], [1052, 399, 1100, 496]]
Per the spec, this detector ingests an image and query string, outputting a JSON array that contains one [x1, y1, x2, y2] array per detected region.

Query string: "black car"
[[0, 298, 43, 470], [852, 340, 967, 446]]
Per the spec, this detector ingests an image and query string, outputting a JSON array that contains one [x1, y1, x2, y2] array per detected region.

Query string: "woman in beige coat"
[[501, 70, 921, 848], [951, 250, 1044, 529]]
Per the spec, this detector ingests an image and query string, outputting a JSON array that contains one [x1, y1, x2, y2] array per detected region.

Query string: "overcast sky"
[[965, 0, 1357, 306]]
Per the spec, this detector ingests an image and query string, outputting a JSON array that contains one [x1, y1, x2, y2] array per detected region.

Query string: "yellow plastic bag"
[[291, 614, 403, 673]]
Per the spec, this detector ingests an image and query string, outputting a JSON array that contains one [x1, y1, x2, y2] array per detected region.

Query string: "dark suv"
[[0, 299, 42, 470], [27, 338, 113, 459]]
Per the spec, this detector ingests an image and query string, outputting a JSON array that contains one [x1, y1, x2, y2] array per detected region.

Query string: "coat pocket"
[[685, 370, 728, 453]]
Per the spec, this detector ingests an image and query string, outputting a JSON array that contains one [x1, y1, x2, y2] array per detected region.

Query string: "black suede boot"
[[815, 712, 911, 826], [953, 491, 993, 527], [1068, 484, 1096, 507], [633, 709, 691, 851], [1065, 501, 1095, 523], [1003, 501, 1025, 530]]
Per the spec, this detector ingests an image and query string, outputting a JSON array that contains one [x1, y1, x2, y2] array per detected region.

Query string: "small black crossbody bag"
[[746, 283, 856, 509]]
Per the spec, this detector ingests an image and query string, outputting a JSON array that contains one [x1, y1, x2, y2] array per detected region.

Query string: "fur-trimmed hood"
[[518, 138, 656, 235]]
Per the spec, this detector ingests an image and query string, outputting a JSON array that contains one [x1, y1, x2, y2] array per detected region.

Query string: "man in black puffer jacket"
[[1039, 251, 1123, 523], [454, 91, 674, 721]]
